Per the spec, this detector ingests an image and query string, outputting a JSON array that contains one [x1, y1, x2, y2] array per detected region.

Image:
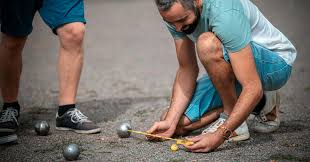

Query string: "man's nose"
[[174, 23, 183, 32]]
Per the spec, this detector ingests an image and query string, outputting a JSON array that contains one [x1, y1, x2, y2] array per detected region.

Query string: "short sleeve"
[[211, 9, 251, 52], [165, 22, 187, 40]]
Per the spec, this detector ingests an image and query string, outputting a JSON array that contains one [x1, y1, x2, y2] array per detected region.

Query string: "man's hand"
[[185, 131, 225, 152], [146, 120, 176, 141]]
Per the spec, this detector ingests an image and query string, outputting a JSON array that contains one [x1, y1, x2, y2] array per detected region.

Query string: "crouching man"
[[147, 0, 296, 152]]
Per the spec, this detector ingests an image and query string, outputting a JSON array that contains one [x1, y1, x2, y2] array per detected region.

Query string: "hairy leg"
[[56, 22, 85, 105], [0, 34, 27, 102], [196, 32, 238, 115]]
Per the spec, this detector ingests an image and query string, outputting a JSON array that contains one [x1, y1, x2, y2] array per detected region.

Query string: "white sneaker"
[[202, 113, 250, 141], [250, 91, 280, 133]]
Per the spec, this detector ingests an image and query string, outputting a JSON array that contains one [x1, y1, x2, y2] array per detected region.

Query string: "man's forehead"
[[160, 2, 189, 23]]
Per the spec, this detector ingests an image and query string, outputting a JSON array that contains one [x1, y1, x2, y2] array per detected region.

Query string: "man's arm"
[[166, 37, 199, 126], [222, 44, 263, 131], [147, 37, 198, 138]]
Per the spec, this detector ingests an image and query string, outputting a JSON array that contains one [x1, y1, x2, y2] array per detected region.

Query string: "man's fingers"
[[186, 141, 203, 151], [146, 123, 160, 140], [186, 134, 203, 143], [185, 136, 203, 150], [146, 122, 159, 134]]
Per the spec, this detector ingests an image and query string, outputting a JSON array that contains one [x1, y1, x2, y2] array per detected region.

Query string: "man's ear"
[[194, 0, 202, 12], [193, 0, 202, 7], [193, 0, 198, 7]]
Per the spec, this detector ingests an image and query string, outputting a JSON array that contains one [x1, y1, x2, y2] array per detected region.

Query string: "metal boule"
[[34, 121, 50, 136], [63, 143, 80, 161], [116, 122, 132, 138]]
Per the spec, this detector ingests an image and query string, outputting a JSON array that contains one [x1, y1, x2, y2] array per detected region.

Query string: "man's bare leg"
[[0, 34, 27, 103], [55, 22, 101, 134], [160, 108, 223, 136], [193, 32, 251, 142], [56, 22, 85, 105], [196, 32, 237, 115], [0, 33, 27, 133]]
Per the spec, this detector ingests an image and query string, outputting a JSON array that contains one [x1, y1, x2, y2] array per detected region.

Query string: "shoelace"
[[0, 108, 19, 124], [202, 117, 226, 134], [248, 112, 268, 128], [255, 112, 268, 123], [67, 109, 89, 124]]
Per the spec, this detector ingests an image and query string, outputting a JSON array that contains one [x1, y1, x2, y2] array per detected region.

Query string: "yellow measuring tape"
[[128, 130, 194, 146]]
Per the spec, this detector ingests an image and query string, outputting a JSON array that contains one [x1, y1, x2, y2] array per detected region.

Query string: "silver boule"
[[63, 143, 80, 161], [34, 121, 50, 136], [116, 122, 132, 138]]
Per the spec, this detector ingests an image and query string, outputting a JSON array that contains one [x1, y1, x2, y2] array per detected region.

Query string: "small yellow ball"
[[170, 144, 179, 151]]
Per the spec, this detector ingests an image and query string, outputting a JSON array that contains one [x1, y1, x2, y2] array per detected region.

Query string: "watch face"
[[220, 126, 232, 139], [224, 130, 231, 138]]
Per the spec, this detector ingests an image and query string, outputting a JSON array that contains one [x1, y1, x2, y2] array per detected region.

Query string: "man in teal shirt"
[[147, 0, 296, 152]]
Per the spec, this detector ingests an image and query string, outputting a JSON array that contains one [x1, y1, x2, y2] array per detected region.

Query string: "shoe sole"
[[228, 133, 250, 142], [0, 129, 17, 133], [0, 134, 18, 145], [55, 127, 101, 134], [253, 124, 279, 133]]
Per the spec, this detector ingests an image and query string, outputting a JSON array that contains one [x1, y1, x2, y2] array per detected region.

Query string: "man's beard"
[[182, 8, 200, 34]]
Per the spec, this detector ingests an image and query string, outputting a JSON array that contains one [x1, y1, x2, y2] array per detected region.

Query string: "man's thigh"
[[0, 0, 39, 37], [250, 42, 292, 91], [222, 42, 292, 91], [38, 0, 86, 35]]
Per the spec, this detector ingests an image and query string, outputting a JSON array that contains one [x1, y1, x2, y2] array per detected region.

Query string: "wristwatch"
[[218, 125, 233, 140]]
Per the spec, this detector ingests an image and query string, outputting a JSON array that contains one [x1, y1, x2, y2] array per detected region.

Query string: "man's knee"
[[57, 22, 85, 49], [196, 32, 223, 64]]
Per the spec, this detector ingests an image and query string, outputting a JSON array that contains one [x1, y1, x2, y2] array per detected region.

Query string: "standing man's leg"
[[0, 35, 26, 104], [55, 22, 100, 134], [57, 23, 84, 106], [0, 34, 26, 133], [0, 0, 37, 144], [38, 0, 100, 134]]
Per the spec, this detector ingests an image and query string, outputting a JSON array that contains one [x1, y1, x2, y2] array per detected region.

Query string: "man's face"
[[160, 2, 199, 34]]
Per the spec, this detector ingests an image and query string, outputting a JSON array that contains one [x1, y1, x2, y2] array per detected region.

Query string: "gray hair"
[[154, 0, 195, 11]]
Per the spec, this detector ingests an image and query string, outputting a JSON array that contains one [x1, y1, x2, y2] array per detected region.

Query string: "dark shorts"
[[0, 0, 86, 37]]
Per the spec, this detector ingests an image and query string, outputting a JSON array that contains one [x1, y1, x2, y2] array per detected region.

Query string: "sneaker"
[[56, 108, 101, 134], [250, 91, 280, 133], [0, 108, 19, 133], [0, 132, 18, 145], [202, 113, 250, 141]]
